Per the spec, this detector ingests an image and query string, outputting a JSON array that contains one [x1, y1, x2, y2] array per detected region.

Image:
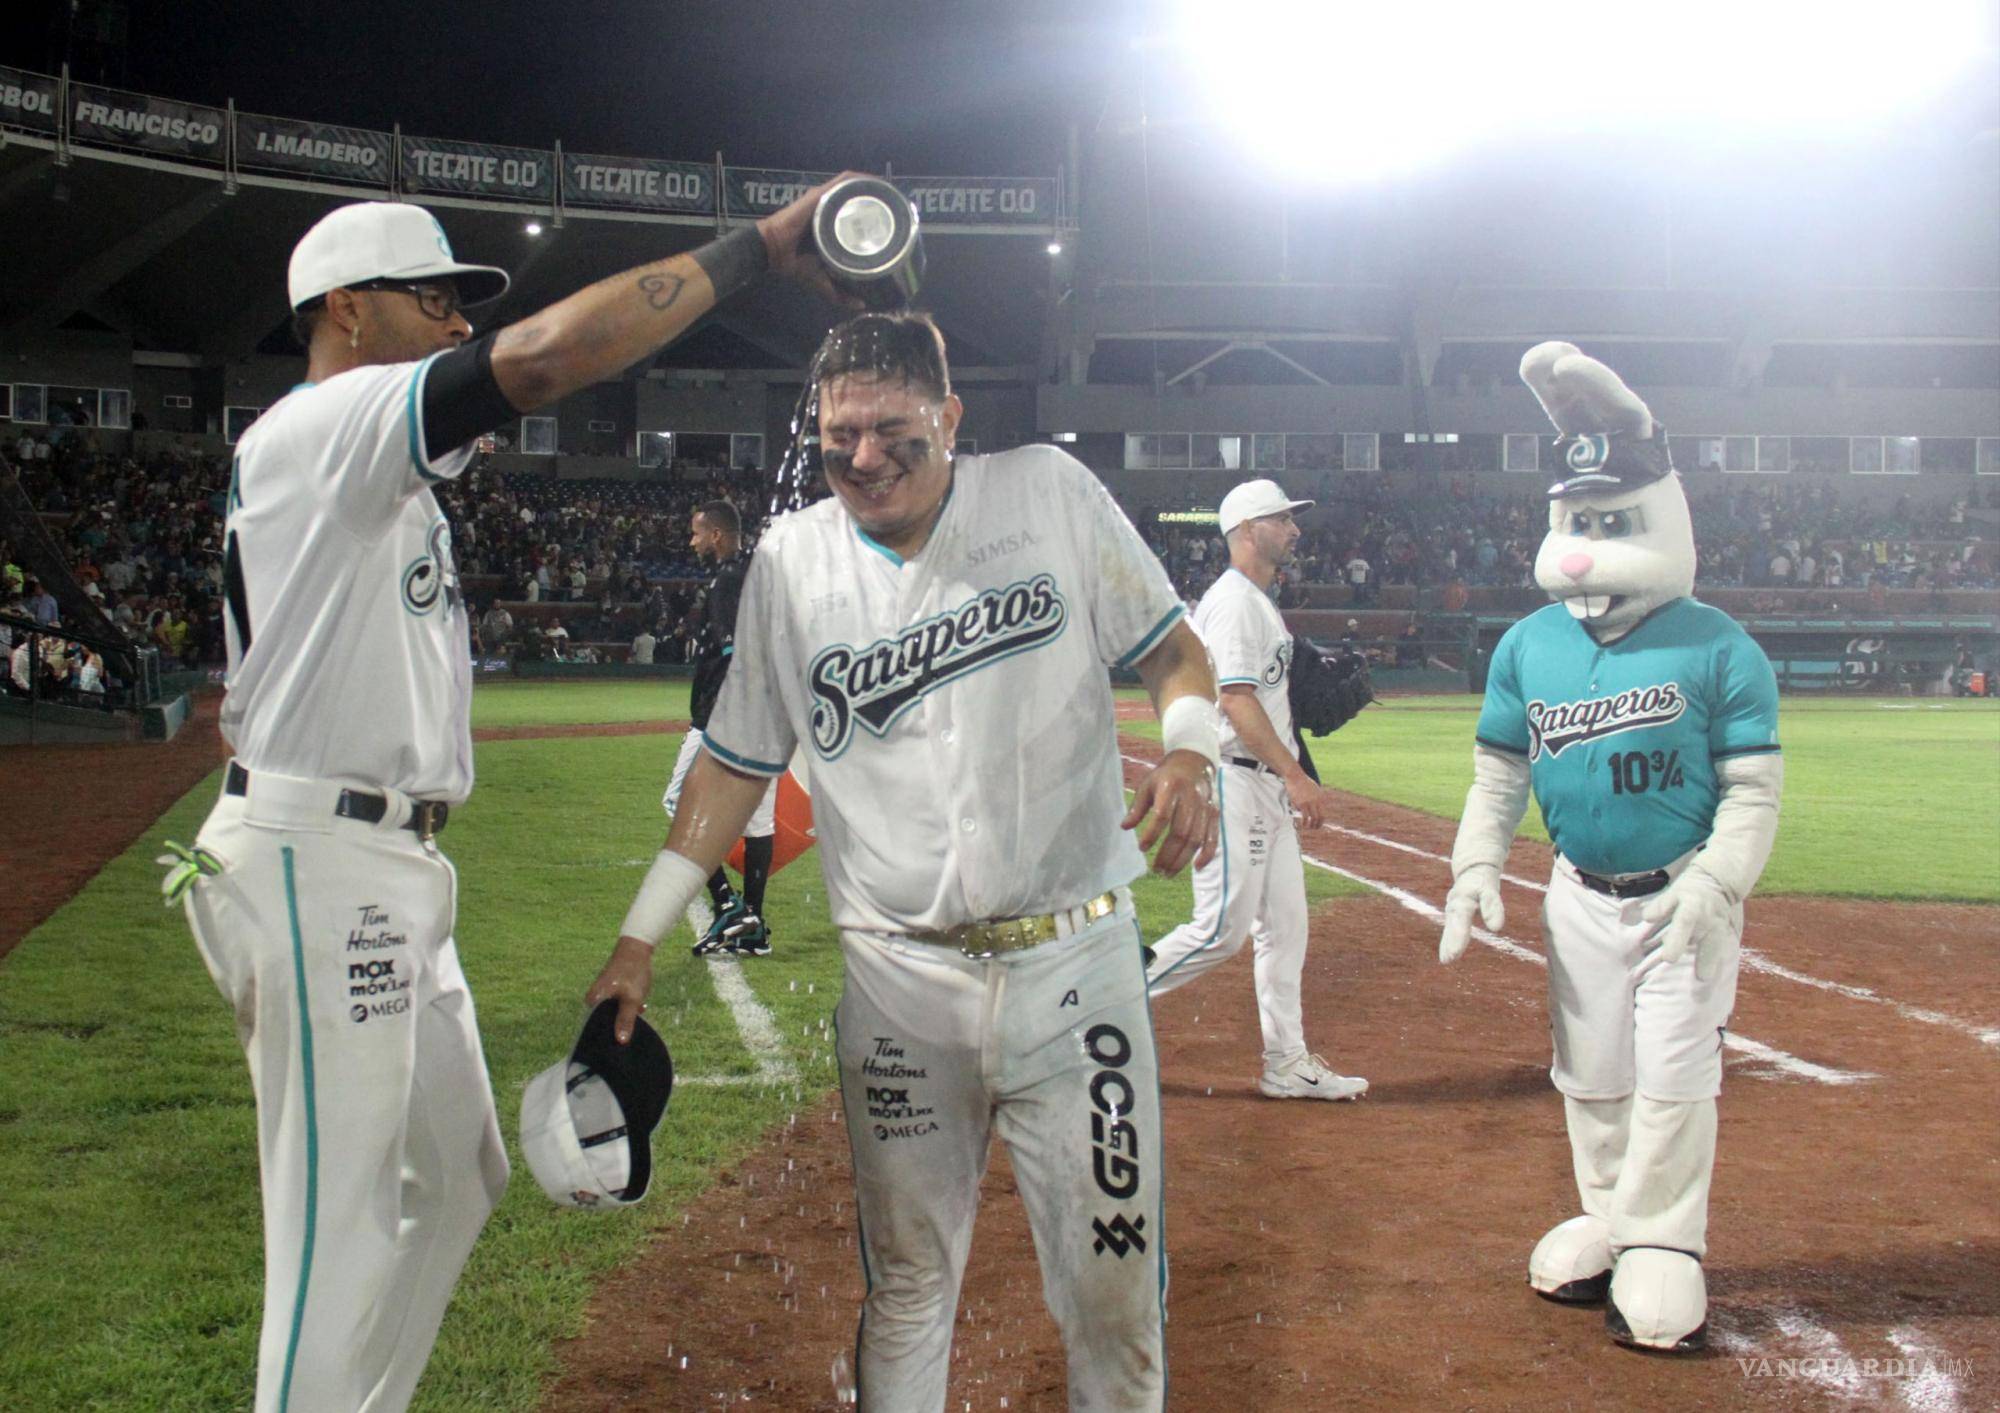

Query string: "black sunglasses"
[[303, 278, 463, 321]]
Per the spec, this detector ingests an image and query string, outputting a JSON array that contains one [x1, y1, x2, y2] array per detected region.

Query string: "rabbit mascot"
[[1437, 343, 1784, 1351]]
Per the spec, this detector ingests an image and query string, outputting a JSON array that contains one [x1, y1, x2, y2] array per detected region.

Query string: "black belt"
[[1225, 755, 1274, 774], [1571, 865, 1669, 899], [225, 762, 451, 839]]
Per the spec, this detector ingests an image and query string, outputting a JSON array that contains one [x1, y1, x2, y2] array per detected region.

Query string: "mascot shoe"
[[1606, 1247, 1707, 1352], [1529, 1214, 1614, 1304]]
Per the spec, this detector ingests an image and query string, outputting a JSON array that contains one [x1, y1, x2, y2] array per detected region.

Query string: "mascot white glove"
[[1439, 864, 1505, 965], [1639, 864, 1738, 980], [1439, 743, 1531, 964]]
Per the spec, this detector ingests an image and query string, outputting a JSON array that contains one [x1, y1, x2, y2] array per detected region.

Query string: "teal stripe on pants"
[[278, 847, 320, 1413]]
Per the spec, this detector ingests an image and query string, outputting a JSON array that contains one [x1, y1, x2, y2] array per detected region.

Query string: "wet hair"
[[809, 312, 951, 402], [694, 499, 741, 535]]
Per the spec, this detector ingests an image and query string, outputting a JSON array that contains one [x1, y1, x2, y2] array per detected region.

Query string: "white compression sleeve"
[[1686, 753, 1783, 901], [619, 849, 709, 948], [1450, 743, 1533, 878]]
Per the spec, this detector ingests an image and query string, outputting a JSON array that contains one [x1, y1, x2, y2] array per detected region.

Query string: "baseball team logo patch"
[[1526, 682, 1686, 760], [1565, 435, 1610, 472], [807, 574, 1068, 758]]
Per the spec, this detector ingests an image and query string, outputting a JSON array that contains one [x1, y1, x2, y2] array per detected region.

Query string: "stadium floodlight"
[[1047, 240, 1063, 255], [524, 220, 544, 236], [1169, 0, 1996, 182]]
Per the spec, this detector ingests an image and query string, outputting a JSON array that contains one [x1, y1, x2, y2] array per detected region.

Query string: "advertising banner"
[[896, 176, 1056, 225], [562, 151, 711, 213], [0, 66, 59, 134], [70, 82, 225, 161], [238, 113, 392, 185], [402, 135, 553, 200]]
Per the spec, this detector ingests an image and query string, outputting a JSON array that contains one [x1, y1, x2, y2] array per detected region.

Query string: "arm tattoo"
[[637, 271, 686, 311]]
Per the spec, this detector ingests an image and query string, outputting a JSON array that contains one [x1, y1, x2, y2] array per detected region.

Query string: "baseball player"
[[665, 497, 780, 956], [1439, 343, 1783, 1352], [589, 312, 1222, 1412], [1144, 480, 1369, 1101], [167, 181, 852, 1412]]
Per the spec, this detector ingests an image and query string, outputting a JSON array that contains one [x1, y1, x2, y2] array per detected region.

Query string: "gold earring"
[[349, 325, 361, 350]]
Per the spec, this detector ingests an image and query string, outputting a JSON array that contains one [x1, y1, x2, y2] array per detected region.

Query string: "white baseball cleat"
[[1259, 1053, 1368, 1101]]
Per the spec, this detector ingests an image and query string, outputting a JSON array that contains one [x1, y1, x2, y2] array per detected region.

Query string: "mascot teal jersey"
[[1477, 599, 1780, 877]]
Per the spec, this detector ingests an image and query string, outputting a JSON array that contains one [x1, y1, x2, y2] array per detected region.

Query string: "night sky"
[[7, 0, 1132, 175]]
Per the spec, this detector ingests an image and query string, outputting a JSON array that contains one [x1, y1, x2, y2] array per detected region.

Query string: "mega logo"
[[807, 574, 1067, 758], [402, 518, 460, 617], [1526, 682, 1686, 760], [1084, 1023, 1148, 1259]]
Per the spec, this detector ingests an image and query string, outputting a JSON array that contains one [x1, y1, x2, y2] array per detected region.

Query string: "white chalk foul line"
[[1118, 755, 1873, 1085], [1294, 854, 1875, 1087], [705, 954, 800, 1087], [1229, 773, 1997, 1055]]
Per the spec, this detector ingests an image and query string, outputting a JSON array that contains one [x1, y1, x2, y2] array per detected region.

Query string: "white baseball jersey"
[[220, 356, 476, 802], [1194, 568, 1295, 756], [704, 444, 1184, 934]]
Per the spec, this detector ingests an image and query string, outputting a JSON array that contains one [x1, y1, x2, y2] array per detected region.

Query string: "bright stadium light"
[[524, 220, 544, 236], [1047, 240, 1063, 255], [1169, 0, 1995, 182]]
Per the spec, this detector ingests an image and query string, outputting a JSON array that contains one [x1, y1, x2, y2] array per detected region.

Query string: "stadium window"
[[1342, 433, 1378, 472], [1850, 437, 1886, 474], [97, 388, 131, 430], [1253, 434, 1285, 471], [1756, 436, 1790, 474], [0, 385, 11, 421], [635, 431, 674, 469], [732, 433, 766, 470], [1885, 436, 1921, 474], [1503, 433, 1540, 472], [223, 406, 265, 445], [1978, 438, 2000, 476], [1919, 438, 1975, 474], [13, 384, 46, 425], [1192, 434, 1243, 470], [1722, 436, 1757, 474], [521, 416, 559, 456]]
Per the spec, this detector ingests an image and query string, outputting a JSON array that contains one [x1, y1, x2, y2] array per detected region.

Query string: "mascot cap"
[[520, 1000, 674, 1209], [1546, 427, 1675, 501]]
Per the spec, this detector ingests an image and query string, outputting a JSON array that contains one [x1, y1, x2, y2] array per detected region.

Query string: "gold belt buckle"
[[945, 892, 1116, 959]]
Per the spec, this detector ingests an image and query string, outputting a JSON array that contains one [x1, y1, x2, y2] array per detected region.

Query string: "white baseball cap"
[[288, 201, 510, 312], [520, 1000, 674, 1209], [1218, 479, 1314, 535]]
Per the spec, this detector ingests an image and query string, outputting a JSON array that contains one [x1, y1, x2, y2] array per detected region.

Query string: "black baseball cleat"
[[693, 900, 749, 956], [1536, 1271, 1612, 1306], [1606, 1299, 1707, 1353], [722, 915, 771, 957]]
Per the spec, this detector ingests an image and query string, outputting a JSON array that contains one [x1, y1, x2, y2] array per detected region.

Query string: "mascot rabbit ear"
[[1521, 341, 1654, 439]]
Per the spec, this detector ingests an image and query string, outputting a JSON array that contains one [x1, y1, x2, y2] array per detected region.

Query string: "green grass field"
[[0, 681, 1360, 1412], [1125, 693, 2000, 901]]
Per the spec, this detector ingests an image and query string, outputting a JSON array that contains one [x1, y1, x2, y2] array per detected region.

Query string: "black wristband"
[[692, 224, 770, 304]]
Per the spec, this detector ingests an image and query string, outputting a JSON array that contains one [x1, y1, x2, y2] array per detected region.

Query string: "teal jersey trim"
[[700, 734, 787, 777], [1115, 604, 1185, 670], [1150, 767, 1229, 985], [854, 526, 902, 566], [290, 382, 316, 392], [278, 847, 320, 1413], [406, 353, 446, 483]]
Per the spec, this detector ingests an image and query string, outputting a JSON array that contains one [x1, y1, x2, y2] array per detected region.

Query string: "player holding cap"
[[168, 181, 853, 1412], [589, 311, 1221, 1411], [1144, 479, 1369, 1101]]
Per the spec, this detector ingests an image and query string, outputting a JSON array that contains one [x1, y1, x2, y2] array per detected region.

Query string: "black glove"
[[1288, 635, 1375, 736]]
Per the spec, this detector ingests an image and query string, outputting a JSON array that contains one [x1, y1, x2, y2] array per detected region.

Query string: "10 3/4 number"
[[1607, 749, 1687, 795]]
